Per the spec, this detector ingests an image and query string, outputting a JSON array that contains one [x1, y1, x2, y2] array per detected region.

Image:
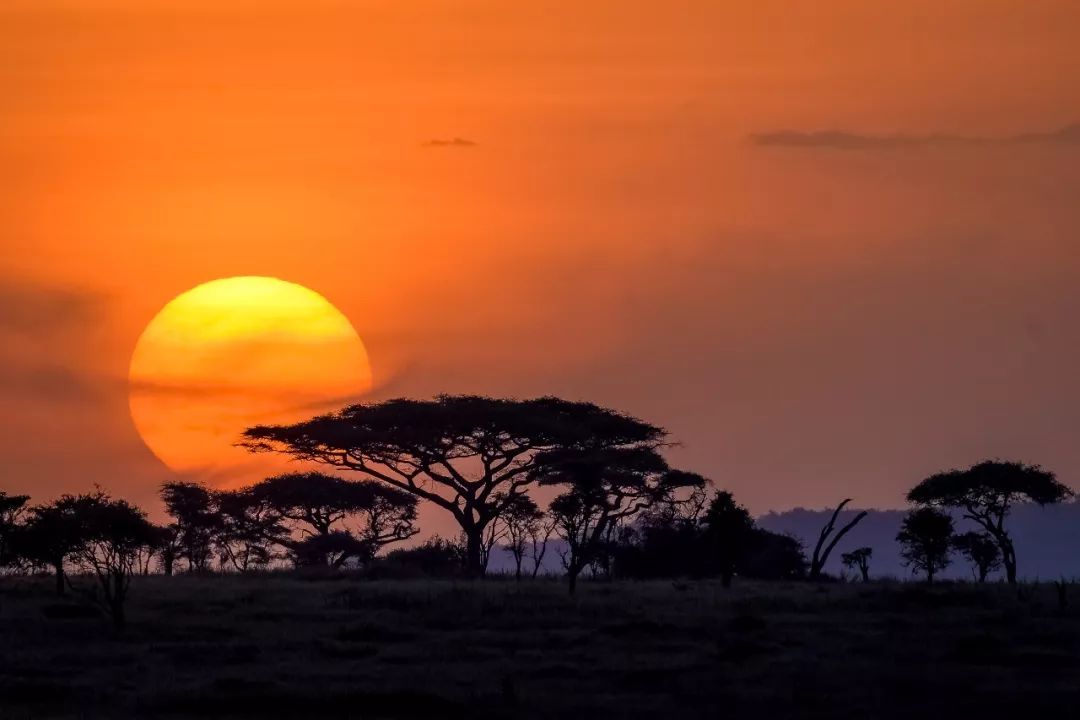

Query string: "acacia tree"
[[897, 507, 953, 583], [65, 492, 159, 629], [808, 499, 868, 580], [241, 395, 664, 577], [0, 491, 29, 569], [841, 547, 873, 582], [160, 482, 219, 572], [15, 499, 87, 595], [494, 493, 546, 580], [214, 489, 286, 572], [952, 531, 1001, 582], [907, 460, 1071, 584], [244, 472, 418, 567], [539, 446, 705, 594]]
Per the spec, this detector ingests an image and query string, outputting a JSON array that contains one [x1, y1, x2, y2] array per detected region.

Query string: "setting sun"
[[128, 276, 371, 478]]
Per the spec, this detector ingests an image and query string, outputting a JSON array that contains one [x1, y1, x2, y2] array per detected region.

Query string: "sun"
[[128, 276, 372, 480]]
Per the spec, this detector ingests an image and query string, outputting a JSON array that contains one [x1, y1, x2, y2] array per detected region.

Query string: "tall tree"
[[907, 460, 1071, 583], [241, 395, 664, 577], [897, 507, 954, 583], [160, 482, 220, 572], [951, 531, 1001, 582], [808, 499, 868, 580], [538, 446, 705, 594]]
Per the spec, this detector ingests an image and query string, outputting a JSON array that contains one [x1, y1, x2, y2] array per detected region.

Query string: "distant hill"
[[758, 501, 1080, 581]]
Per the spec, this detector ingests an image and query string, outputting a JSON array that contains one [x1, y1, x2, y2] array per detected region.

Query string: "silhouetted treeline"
[[1, 394, 1074, 629]]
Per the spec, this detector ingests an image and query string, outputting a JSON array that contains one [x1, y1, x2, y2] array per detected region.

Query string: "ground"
[[2, 574, 1080, 718]]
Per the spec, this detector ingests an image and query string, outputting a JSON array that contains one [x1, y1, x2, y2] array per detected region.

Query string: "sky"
[[1, 0, 1078, 526]]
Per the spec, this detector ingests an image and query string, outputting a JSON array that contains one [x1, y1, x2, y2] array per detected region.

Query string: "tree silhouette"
[[15, 499, 87, 595], [494, 493, 546, 580], [951, 531, 1001, 582], [214, 489, 285, 572], [150, 524, 181, 576], [809, 499, 867, 580], [907, 460, 1071, 583], [245, 472, 418, 566], [841, 547, 872, 582], [241, 395, 664, 577], [63, 491, 158, 628], [537, 446, 705, 594], [290, 530, 372, 569], [160, 482, 219, 572], [701, 491, 755, 588], [897, 507, 953, 583], [0, 491, 29, 569]]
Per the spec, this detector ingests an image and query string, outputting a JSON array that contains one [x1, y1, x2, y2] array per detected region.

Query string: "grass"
[[2, 574, 1080, 718]]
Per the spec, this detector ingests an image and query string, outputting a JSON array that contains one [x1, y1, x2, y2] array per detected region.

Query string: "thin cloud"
[[0, 276, 108, 403], [420, 137, 477, 148], [750, 123, 1080, 150]]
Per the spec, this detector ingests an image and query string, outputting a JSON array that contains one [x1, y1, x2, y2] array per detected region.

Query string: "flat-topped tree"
[[240, 472, 419, 566], [241, 395, 665, 576], [907, 460, 1071, 584]]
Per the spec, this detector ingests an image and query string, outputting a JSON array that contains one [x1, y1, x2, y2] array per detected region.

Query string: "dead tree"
[[809, 499, 867, 581]]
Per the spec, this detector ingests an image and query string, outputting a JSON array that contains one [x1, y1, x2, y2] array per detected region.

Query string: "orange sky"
[[2, 0, 1078, 524]]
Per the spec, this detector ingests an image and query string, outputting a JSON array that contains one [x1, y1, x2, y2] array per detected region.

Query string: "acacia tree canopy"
[[907, 460, 1071, 583], [241, 395, 665, 576], [537, 446, 706, 594]]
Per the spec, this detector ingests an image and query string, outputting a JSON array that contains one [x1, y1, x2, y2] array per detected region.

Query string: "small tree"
[[496, 493, 545, 581], [15, 500, 87, 595], [160, 482, 219, 572], [290, 531, 372, 569], [66, 492, 159, 629], [0, 491, 30, 569], [841, 547, 872, 582], [214, 489, 285, 572], [246, 472, 418, 567], [897, 507, 953, 583], [701, 491, 755, 588], [153, 524, 182, 576], [528, 514, 557, 579], [952, 531, 1001, 582], [809, 499, 868, 580], [539, 447, 705, 594], [907, 460, 1070, 584]]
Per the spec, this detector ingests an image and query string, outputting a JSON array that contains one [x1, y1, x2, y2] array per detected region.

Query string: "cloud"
[[0, 276, 109, 403], [420, 137, 477, 148], [750, 123, 1080, 150]]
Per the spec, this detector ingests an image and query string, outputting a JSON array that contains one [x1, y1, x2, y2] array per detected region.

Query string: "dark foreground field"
[[3, 575, 1080, 719]]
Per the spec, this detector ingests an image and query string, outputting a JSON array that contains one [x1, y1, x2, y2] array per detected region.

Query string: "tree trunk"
[[53, 561, 65, 596], [567, 568, 579, 595], [720, 570, 733, 589], [927, 566, 935, 584], [464, 528, 484, 579], [860, 566, 870, 583], [1002, 542, 1017, 584]]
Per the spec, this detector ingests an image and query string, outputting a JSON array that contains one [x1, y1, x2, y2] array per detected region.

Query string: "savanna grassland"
[[3, 575, 1080, 719]]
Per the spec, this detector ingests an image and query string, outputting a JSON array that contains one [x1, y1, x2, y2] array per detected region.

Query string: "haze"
[[2, 0, 1078, 525]]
